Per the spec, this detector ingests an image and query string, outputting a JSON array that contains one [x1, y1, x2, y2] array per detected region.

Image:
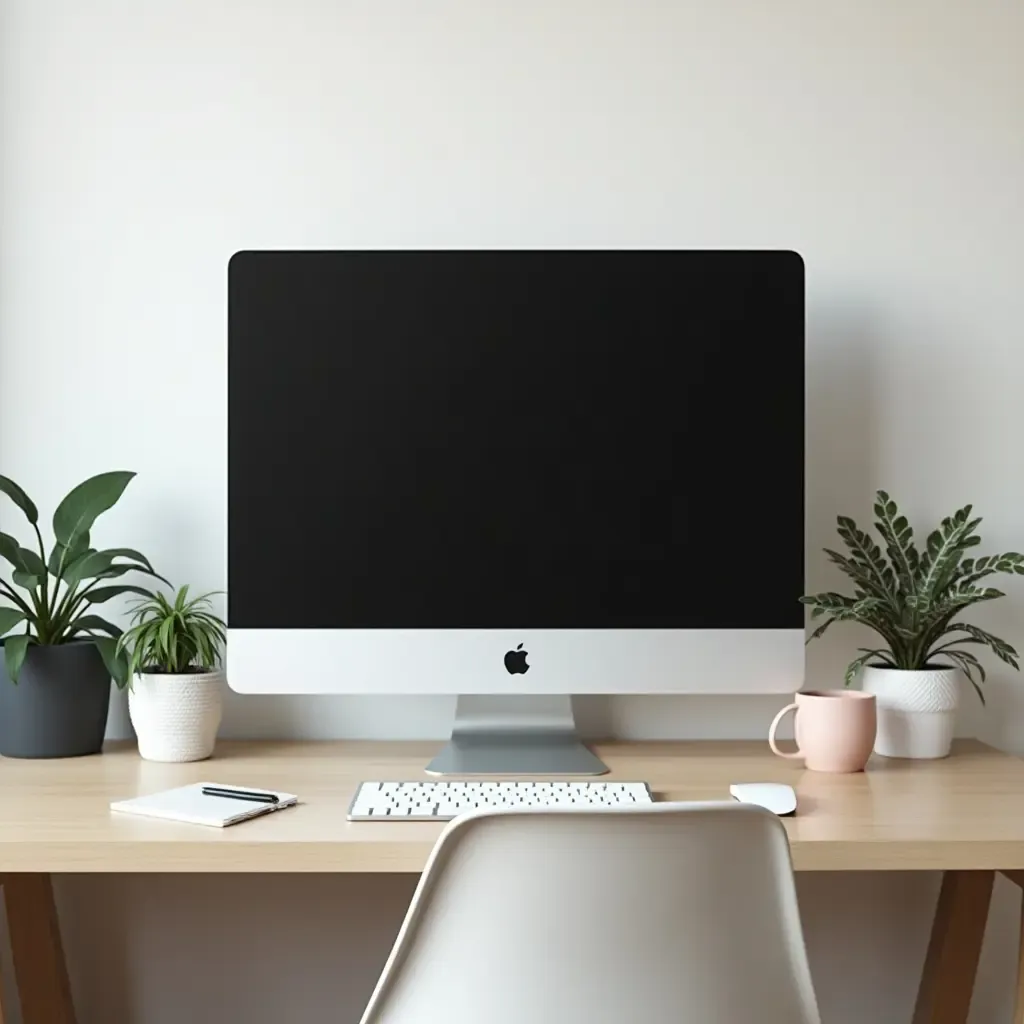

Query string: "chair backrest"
[[359, 802, 820, 1024]]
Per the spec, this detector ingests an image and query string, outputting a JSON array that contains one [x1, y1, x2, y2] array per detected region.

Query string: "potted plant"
[[117, 586, 227, 762], [802, 491, 1024, 759], [0, 472, 164, 758]]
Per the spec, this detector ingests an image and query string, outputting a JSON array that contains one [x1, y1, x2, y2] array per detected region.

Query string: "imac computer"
[[227, 250, 805, 775]]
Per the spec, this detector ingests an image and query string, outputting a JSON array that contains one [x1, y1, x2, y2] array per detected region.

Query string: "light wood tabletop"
[[0, 738, 1022, 873]]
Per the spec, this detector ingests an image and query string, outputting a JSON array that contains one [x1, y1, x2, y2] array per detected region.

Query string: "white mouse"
[[729, 782, 797, 817]]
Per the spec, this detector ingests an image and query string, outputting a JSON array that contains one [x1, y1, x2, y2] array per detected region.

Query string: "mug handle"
[[768, 703, 803, 760]]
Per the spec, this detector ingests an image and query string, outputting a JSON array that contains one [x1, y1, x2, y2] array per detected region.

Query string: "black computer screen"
[[228, 250, 804, 629]]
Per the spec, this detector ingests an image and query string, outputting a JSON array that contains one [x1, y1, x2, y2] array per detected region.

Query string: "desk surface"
[[0, 739, 1022, 873]]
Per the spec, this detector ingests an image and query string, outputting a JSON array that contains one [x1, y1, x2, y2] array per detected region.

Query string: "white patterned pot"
[[860, 666, 961, 759], [129, 669, 224, 763]]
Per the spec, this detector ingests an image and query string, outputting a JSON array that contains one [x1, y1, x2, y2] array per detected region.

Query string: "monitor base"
[[425, 695, 609, 776]]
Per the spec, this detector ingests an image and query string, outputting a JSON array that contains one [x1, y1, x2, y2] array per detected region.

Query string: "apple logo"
[[504, 643, 529, 675]]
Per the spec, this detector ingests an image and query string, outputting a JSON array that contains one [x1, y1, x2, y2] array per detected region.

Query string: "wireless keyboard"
[[347, 780, 654, 821]]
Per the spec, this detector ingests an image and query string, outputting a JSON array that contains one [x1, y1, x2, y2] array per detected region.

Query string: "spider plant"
[[801, 491, 1024, 702], [116, 586, 226, 680]]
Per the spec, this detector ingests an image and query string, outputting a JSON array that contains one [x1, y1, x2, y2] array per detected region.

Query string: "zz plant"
[[0, 472, 166, 686], [801, 491, 1024, 702]]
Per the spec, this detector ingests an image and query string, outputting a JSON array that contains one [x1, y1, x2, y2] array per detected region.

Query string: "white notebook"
[[110, 783, 299, 828]]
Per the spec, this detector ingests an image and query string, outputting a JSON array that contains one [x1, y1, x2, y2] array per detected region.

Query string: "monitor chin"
[[226, 628, 804, 696]]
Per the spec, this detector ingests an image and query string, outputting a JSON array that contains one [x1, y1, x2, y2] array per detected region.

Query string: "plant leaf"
[[10, 571, 41, 591], [61, 549, 165, 591], [937, 647, 986, 681], [60, 549, 110, 591], [0, 607, 26, 636], [852, 596, 885, 618], [940, 623, 1020, 670], [92, 562, 170, 587], [101, 548, 158, 573], [0, 532, 23, 570], [935, 649, 986, 706], [0, 475, 38, 525], [952, 552, 1024, 589], [916, 506, 980, 611], [14, 546, 46, 577], [90, 636, 129, 689], [70, 614, 123, 639], [47, 531, 90, 578], [801, 590, 902, 652], [844, 649, 892, 686], [81, 585, 154, 606], [2, 633, 32, 683], [872, 491, 919, 597], [823, 548, 879, 589], [965, 675, 986, 706], [800, 592, 856, 617], [158, 613, 174, 654], [52, 471, 136, 548], [856, 647, 896, 666], [834, 516, 897, 607], [924, 586, 1005, 627], [0, 534, 40, 575]]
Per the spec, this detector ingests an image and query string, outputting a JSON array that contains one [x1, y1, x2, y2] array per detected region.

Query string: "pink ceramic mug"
[[768, 689, 877, 773]]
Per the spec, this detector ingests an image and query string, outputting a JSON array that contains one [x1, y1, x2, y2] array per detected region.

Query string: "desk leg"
[[996, 870, 1024, 1024], [0, 874, 76, 1024], [913, 870, 994, 1024], [1015, 887, 1024, 1024]]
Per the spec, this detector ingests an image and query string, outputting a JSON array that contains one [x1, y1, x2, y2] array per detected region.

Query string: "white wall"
[[2, 1, 1023, 1021]]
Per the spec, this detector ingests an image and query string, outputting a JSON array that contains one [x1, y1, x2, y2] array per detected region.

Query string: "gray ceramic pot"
[[0, 640, 112, 758]]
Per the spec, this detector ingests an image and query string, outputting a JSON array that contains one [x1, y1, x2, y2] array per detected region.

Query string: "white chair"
[[359, 802, 821, 1024]]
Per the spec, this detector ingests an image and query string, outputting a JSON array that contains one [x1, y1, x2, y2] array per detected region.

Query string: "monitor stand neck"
[[425, 695, 609, 776]]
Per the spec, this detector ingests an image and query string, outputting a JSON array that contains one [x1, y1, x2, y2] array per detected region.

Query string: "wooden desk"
[[0, 738, 1021, 1023]]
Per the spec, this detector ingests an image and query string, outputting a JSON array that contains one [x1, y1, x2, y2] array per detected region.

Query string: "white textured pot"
[[128, 669, 224, 763], [860, 666, 961, 759]]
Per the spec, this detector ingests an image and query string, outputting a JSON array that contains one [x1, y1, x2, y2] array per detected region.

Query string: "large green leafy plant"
[[0, 472, 166, 686], [801, 491, 1024, 701], [117, 586, 226, 679]]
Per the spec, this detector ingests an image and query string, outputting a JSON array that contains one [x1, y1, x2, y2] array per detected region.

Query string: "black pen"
[[201, 786, 279, 805]]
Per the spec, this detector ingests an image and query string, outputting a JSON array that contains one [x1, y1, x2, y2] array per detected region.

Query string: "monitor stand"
[[425, 695, 609, 776]]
